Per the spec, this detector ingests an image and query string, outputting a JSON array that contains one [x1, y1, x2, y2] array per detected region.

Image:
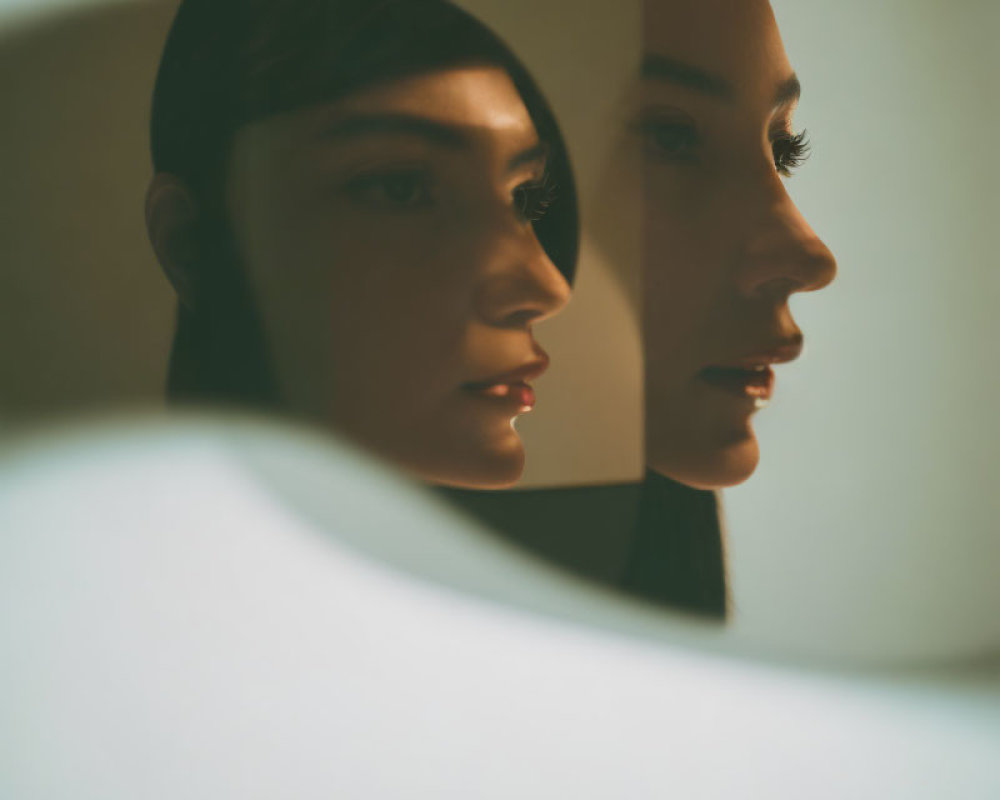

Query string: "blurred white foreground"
[[1, 415, 998, 798]]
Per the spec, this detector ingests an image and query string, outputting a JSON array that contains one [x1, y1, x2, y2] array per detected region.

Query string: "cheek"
[[278, 208, 487, 397], [320, 223, 478, 344], [642, 208, 711, 357], [642, 171, 712, 291], [248, 186, 475, 316], [641, 171, 741, 332]]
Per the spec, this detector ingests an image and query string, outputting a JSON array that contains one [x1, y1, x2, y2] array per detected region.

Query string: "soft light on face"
[[639, 0, 836, 489], [224, 66, 570, 488]]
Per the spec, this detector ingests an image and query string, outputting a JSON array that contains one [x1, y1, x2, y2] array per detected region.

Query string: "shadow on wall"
[[0, 1, 180, 418]]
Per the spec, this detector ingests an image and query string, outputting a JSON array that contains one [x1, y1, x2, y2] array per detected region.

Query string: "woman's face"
[[639, 0, 837, 489], [224, 66, 570, 488]]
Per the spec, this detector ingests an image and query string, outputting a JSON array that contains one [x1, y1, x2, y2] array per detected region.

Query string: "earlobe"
[[145, 173, 201, 311]]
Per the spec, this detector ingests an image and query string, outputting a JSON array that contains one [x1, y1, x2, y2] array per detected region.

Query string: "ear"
[[145, 173, 202, 311]]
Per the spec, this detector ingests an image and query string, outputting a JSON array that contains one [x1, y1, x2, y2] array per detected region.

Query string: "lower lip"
[[463, 381, 536, 412], [698, 367, 774, 407]]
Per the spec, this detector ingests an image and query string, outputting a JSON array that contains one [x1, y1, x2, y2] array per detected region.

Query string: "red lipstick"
[[467, 381, 537, 410], [463, 355, 548, 413]]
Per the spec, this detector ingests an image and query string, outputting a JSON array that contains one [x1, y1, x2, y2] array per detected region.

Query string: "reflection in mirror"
[[145, 0, 582, 490]]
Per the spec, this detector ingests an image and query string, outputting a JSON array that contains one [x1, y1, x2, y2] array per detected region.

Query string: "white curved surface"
[[1, 416, 998, 798]]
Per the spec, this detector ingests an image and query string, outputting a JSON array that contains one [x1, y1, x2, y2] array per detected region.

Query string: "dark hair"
[[150, 0, 579, 406], [440, 473, 728, 621], [620, 473, 728, 619]]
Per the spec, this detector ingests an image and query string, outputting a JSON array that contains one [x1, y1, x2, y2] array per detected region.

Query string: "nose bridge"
[[737, 173, 837, 298], [474, 212, 571, 328]]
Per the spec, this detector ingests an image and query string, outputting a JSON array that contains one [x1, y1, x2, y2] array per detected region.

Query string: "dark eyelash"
[[514, 172, 558, 222], [772, 129, 811, 176]]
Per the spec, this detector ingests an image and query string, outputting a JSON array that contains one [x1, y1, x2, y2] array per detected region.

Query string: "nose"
[[474, 223, 571, 329], [736, 178, 837, 300]]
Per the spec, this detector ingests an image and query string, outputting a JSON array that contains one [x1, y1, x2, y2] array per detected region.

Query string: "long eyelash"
[[772, 129, 811, 176], [516, 172, 558, 222]]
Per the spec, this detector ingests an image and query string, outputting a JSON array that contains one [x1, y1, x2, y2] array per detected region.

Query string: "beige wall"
[[0, 1, 179, 418]]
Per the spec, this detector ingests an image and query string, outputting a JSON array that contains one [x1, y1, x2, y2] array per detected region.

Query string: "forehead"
[[644, 0, 793, 97], [324, 65, 536, 138]]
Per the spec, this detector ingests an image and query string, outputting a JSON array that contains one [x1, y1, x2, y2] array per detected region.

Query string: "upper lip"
[[706, 337, 804, 370], [464, 351, 550, 388]]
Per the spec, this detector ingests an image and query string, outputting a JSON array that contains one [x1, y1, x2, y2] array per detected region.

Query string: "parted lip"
[[463, 351, 550, 389], [705, 338, 804, 370]]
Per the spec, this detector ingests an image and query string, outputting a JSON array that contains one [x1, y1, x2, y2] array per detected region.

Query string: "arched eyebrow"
[[641, 54, 801, 108], [318, 112, 547, 173], [319, 113, 473, 148], [641, 54, 733, 100]]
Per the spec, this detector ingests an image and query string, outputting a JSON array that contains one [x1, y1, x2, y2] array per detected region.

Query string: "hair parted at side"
[[149, 0, 579, 407]]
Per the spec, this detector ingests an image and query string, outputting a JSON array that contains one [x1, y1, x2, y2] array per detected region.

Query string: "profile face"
[[224, 66, 570, 488], [639, 0, 837, 489]]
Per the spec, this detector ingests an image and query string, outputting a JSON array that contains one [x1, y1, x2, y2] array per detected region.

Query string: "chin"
[[398, 428, 526, 490], [423, 452, 524, 489], [648, 434, 760, 490]]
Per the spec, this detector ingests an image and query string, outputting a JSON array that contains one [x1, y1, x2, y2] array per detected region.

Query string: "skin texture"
[[150, 67, 570, 488], [639, 0, 837, 489]]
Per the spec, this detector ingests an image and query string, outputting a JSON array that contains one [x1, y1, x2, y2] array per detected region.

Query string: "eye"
[[771, 129, 810, 177], [513, 173, 558, 223], [343, 168, 434, 210], [633, 113, 702, 163]]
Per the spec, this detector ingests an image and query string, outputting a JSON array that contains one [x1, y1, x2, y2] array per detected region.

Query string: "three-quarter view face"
[[145, 0, 576, 489], [226, 66, 570, 488], [638, 0, 837, 489]]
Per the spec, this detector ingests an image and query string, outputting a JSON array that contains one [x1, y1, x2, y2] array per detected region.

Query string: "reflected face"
[[639, 0, 836, 489], [225, 66, 570, 488]]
